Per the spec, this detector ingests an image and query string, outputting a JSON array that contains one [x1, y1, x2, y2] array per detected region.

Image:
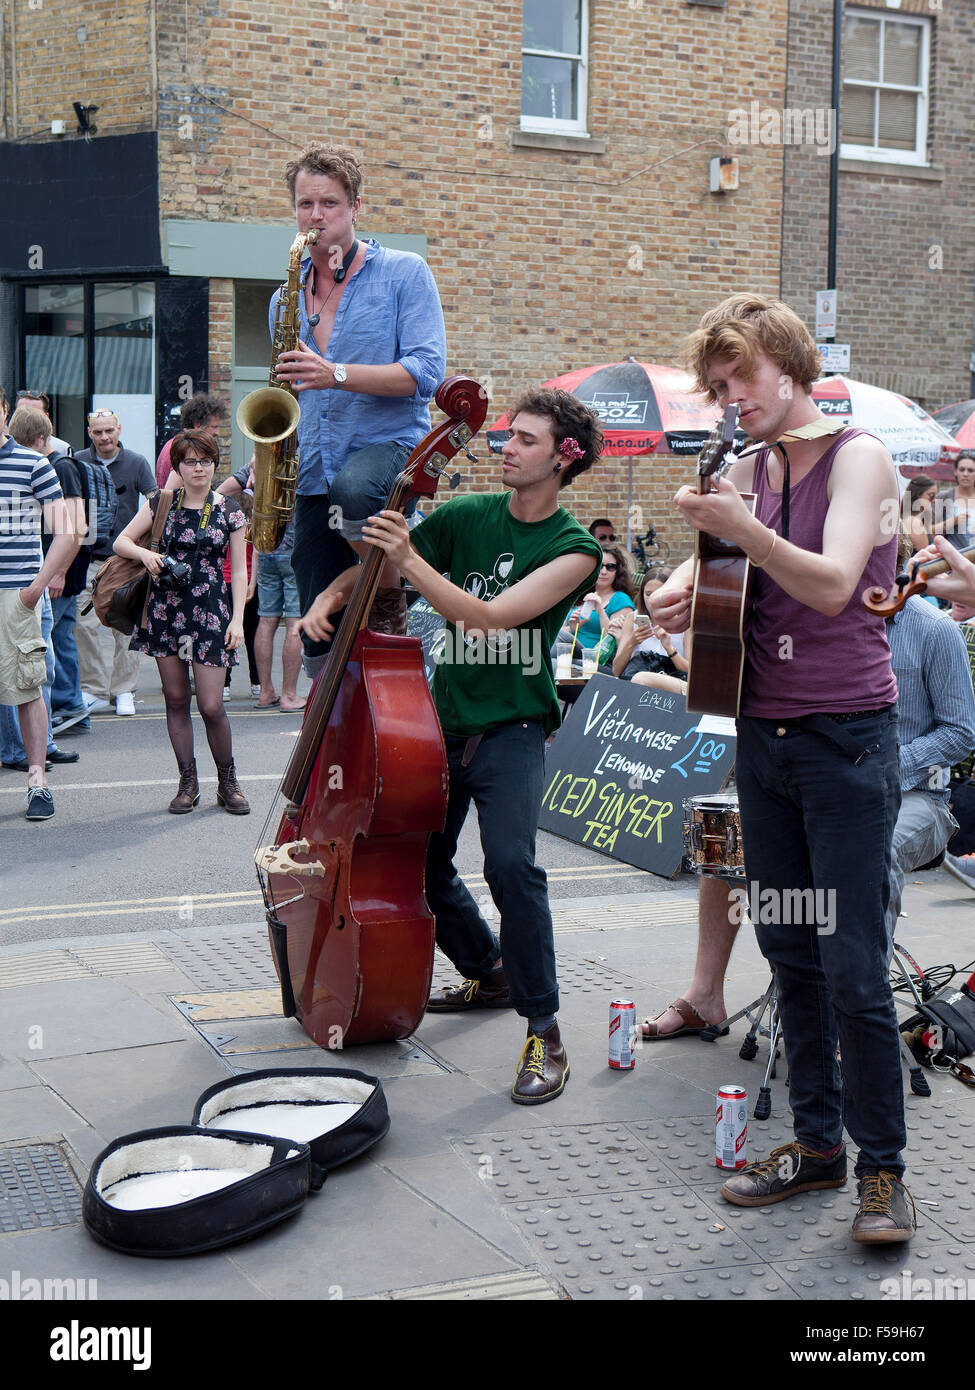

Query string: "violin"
[[862, 544, 975, 617], [255, 376, 488, 1046]]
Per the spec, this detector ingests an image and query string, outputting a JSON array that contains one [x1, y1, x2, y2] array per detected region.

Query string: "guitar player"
[[650, 293, 915, 1244]]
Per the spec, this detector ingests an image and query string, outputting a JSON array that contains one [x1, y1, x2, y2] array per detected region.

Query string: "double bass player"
[[299, 388, 603, 1104]]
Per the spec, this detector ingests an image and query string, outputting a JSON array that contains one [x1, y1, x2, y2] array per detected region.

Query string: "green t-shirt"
[[410, 492, 602, 737]]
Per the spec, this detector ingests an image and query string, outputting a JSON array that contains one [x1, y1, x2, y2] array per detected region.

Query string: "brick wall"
[[6, 0, 793, 557], [3, 0, 154, 138], [151, 0, 789, 555], [783, 0, 975, 412]]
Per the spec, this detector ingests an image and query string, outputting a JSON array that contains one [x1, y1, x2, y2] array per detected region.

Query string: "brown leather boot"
[[511, 1021, 569, 1105], [168, 759, 199, 814], [367, 585, 408, 635], [215, 760, 250, 815]]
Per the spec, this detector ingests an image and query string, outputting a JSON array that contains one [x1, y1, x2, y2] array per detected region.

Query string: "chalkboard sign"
[[539, 673, 737, 877], [406, 596, 447, 685]]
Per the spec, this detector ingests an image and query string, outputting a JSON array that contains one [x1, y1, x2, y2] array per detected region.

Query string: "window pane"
[[522, 53, 579, 120], [882, 22, 920, 87], [23, 283, 86, 450], [878, 90, 918, 151], [842, 85, 875, 146], [235, 281, 280, 367], [845, 15, 880, 83], [93, 281, 155, 463], [523, 0, 581, 55]]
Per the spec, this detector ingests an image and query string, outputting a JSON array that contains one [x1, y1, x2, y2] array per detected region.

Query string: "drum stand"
[[701, 970, 782, 1120]]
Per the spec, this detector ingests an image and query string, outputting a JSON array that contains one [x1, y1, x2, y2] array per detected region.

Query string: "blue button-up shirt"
[[888, 597, 975, 799], [268, 238, 446, 496]]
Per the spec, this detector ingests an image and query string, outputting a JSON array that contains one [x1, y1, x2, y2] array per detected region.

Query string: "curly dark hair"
[[506, 387, 603, 488], [170, 429, 220, 473], [180, 393, 227, 430]]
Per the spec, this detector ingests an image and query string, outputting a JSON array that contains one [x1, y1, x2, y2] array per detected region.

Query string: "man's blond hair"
[[685, 293, 822, 402]]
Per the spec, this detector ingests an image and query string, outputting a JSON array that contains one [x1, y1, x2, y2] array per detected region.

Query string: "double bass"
[[255, 376, 488, 1046]]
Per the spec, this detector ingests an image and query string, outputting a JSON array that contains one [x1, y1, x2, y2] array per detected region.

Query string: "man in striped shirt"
[[0, 432, 75, 819]]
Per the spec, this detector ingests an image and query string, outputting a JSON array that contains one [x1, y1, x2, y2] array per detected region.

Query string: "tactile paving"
[[456, 1124, 679, 1201], [902, 1099, 975, 1243], [0, 1143, 83, 1232], [159, 930, 278, 990], [499, 1189, 770, 1300], [626, 1114, 793, 1186]]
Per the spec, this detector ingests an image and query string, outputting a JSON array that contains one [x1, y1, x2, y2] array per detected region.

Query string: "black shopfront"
[[0, 132, 209, 460]]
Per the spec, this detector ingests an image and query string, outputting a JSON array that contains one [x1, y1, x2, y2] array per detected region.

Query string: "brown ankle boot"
[[215, 760, 250, 815], [367, 585, 408, 635], [168, 759, 199, 814]]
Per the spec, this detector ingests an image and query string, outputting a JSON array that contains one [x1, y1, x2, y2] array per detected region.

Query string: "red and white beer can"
[[715, 1084, 748, 1169], [609, 999, 637, 1070]]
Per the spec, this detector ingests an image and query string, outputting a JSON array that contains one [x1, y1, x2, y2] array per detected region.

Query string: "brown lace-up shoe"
[[852, 1172, 916, 1243], [168, 759, 200, 814], [367, 586, 408, 635], [720, 1141, 847, 1207], [215, 761, 250, 815], [511, 1021, 569, 1105], [427, 969, 513, 1011]]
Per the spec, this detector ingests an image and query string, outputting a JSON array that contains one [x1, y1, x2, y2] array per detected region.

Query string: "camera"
[[156, 555, 192, 588]]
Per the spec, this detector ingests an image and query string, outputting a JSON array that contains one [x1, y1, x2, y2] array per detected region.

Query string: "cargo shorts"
[[0, 589, 48, 706]]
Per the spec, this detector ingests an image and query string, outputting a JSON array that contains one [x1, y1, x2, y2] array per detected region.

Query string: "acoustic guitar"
[[685, 404, 755, 718]]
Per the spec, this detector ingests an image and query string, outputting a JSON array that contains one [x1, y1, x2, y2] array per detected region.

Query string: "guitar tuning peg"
[[462, 445, 478, 464], [448, 472, 462, 490]]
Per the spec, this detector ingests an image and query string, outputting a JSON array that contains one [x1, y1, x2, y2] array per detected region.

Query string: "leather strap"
[[140, 490, 174, 630]]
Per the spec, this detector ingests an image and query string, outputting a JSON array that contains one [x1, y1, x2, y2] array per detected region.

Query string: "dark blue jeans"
[[426, 719, 559, 1018], [735, 709, 906, 1179], [292, 442, 412, 670]]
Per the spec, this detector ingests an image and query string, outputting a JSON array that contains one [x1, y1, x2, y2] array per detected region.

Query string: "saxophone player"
[[270, 145, 447, 672]]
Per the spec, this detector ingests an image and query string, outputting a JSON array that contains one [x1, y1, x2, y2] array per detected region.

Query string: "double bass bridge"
[[254, 839, 327, 879]]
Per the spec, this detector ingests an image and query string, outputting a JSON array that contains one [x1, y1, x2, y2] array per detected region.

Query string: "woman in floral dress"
[[114, 430, 250, 814]]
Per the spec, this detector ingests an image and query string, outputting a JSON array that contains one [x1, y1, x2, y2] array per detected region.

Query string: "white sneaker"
[[250, 685, 261, 699], [115, 693, 136, 716], [222, 688, 231, 702], [82, 693, 112, 715]]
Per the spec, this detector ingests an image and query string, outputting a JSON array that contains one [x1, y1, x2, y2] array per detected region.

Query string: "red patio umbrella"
[[488, 359, 739, 457], [934, 400, 975, 452]]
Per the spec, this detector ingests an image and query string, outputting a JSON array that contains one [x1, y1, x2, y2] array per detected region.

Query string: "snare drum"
[[682, 791, 744, 879]]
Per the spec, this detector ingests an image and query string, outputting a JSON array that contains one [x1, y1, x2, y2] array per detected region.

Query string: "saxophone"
[[236, 229, 320, 553]]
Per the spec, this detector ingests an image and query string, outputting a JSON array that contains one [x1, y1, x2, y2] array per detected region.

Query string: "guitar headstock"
[[698, 404, 741, 481]]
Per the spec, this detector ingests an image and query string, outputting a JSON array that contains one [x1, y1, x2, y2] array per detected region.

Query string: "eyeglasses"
[[600, 562, 618, 570], [17, 391, 46, 402], [597, 533, 617, 542], [88, 410, 118, 424]]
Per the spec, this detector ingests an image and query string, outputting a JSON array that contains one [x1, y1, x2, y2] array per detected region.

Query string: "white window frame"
[[841, 7, 931, 166], [520, 0, 589, 137]]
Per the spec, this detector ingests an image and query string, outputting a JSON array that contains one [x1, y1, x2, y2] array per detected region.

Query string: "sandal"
[[639, 998, 728, 1041]]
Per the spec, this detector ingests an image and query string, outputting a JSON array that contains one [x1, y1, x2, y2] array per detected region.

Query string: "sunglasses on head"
[[88, 410, 118, 423]]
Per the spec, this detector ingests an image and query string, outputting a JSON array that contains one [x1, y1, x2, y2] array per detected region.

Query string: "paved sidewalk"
[[1, 874, 974, 1310]]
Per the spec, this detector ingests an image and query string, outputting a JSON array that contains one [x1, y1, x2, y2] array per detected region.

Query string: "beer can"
[[715, 1084, 747, 1169], [609, 999, 637, 1070]]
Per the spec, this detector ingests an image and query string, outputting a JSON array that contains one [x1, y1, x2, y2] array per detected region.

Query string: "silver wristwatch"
[[332, 363, 348, 386]]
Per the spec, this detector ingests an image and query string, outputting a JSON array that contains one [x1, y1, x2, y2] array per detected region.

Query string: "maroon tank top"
[[739, 428, 898, 718]]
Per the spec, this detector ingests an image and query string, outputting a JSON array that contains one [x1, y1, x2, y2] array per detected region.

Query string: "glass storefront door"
[[23, 284, 86, 452]]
